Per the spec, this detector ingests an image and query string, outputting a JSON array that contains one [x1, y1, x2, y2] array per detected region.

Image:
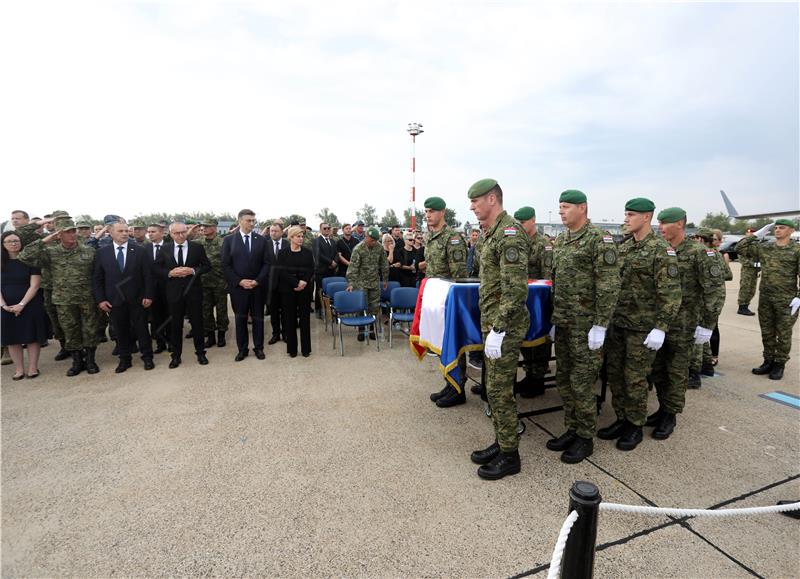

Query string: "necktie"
[[154, 243, 161, 258], [177, 244, 184, 266], [117, 246, 125, 272], [274, 240, 279, 254], [244, 235, 251, 254]]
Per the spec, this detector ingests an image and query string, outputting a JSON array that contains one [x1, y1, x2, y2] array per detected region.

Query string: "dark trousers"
[[710, 324, 720, 357], [314, 270, 336, 311], [282, 290, 311, 356], [149, 288, 170, 346], [168, 296, 204, 359], [111, 302, 153, 360], [268, 288, 283, 338], [230, 287, 265, 352]]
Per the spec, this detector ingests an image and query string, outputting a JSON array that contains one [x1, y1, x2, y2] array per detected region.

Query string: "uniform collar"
[[486, 210, 509, 238]]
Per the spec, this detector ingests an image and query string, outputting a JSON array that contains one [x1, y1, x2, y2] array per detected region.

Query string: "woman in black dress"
[[276, 226, 315, 358], [1, 232, 48, 379]]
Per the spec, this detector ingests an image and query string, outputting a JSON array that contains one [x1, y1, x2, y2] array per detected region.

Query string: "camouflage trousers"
[[353, 285, 381, 319], [484, 331, 522, 452], [690, 342, 711, 372], [606, 326, 658, 427], [651, 327, 693, 414], [56, 303, 99, 350], [737, 266, 759, 306], [554, 323, 603, 439], [759, 293, 799, 364], [43, 289, 64, 341], [521, 341, 551, 378], [203, 284, 230, 333]]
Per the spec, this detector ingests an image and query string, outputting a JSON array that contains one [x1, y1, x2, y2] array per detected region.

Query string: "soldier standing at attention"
[[513, 206, 553, 399], [649, 208, 723, 439], [19, 217, 99, 376], [736, 219, 800, 380], [421, 196, 469, 408], [737, 228, 759, 316], [546, 190, 621, 464], [597, 198, 681, 451], [466, 179, 529, 480], [346, 227, 389, 342], [199, 219, 229, 348]]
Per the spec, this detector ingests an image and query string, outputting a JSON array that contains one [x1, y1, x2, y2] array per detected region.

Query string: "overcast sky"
[[1, 1, 797, 227]]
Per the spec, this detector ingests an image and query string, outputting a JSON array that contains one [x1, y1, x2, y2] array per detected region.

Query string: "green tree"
[[403, 208, 424, 229], [356, 204, 378, 226], [378, 208, 400, 228], [315, 207, 340, 227], [282, 214, 307, 226], [700, 212, 732, 232], [444, 208, 461, 229]]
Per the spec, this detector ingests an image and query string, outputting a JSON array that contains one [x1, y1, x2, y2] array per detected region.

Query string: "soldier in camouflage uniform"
[[300, 218, 315, 251], [737, 219, 800, 380], [546, 190, 621, 464], [420, 196, 470, 408], [737, 228, 760, 316], [649, 208, 725, 439], [346, 227, 389, 341], [466, 179, 530, 480], [513, 206, 554, 399], [19, 217, 100, 376], [597, 198, 681, 451], [199, 219, 229, 348]]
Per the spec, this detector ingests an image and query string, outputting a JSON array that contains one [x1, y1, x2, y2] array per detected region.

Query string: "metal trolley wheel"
[[517, 420, 526, 435]]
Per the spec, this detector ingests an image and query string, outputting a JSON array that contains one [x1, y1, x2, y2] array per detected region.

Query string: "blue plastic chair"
[[379, 281, 401, 337], [388, 287, 418, 348], [332, 290, 379, 355], [324, 281, 349, 333]]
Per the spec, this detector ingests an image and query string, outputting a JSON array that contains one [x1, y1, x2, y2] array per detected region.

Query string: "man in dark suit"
[[153, 222, 211, 368], [265, 222, 285, 344], [143, 223, 170, 353], [92, 222, 155, 373], [222, 209, 270, 361], [312, 221, 339, 319]]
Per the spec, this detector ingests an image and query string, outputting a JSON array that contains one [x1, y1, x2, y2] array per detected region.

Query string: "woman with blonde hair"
[[276, 225, 315, 357]]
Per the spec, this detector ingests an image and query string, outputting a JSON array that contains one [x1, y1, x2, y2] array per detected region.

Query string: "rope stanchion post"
[[562, 481, 602, 579]]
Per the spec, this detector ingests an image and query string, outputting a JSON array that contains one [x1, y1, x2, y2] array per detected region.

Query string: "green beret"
[[424, 196, 446, 211], [467, 178, 498, 199], [559, 190, 587, 204], [514, 206, 536, 221], [185, 219, 196, 225], [200, 218, 218, 226], [132, 222, 146, 229], [656, 207, 687, 223], [55, 217, 77, 231], [148, 222, 163, 229], [367, 227, 380, 240], [694, 227, 714, 240], [775, 218, 797, 229], [624, 197, 656, 213]]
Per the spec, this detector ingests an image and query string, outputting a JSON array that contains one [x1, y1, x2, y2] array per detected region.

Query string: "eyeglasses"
[[3, 239, 21, 244], [322, 226, 331, 230]]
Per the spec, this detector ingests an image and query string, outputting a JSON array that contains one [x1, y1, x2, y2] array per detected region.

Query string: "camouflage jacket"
[[471, 236, 484, 277], [200, 234, 226, 287], [669, 237, 724, 331], [478, 211, 530, 336], [18, 239, 95, 305], [551, 220, 621, 328], [14, 223, 50, 289], [526, 231, 553, 280], [424, 226, 467, 279], [612, 231, 681, 332], [737, 236, 800, 299], [302, 230, 314, 251], [346, 240, 390, 289]]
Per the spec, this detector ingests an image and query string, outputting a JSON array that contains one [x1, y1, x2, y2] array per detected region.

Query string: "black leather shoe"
[[115, 359, 132, 374], [436, 387, 466, 408], [769, 363, 785, 380], [700, 362, 715, 377], [143, 359, 155, 371], [369, 331, 377, 340], [597, 419, 628, 440], [752, 360, 773, 375], [357, 333, 365, 342], [546, 430, 577, 451], [169, 357, 181, 369], [687, 370, 701, 389], [235, 351, 248, 362], [302, 351, 310, 357], [254, 349, 266, 360], [616, 426, 643, 451], [645, 408, 665, 427], [54, 341, 70, 361], [737, 304, 756, 316], [430, 384, 451, 402], [477, 450, 521, 480], [470, 383, 485, 396], [185, 330, 193, 339], [652, 412, 676, 440], [470, 442, 501, 465], [204, 333, 216, 348], [561, 437, 594, 464], [217, 331, 226, 348], [268, 335, 281, 345], [197, 353, 209, 365]]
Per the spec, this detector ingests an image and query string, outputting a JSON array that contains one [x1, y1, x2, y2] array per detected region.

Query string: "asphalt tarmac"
[[2, 262, 798, 578]]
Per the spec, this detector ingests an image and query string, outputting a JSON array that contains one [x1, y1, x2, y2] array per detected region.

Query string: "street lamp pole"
[[407, 122, 424, 230]]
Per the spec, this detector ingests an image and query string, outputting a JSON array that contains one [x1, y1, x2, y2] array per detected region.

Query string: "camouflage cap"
[[76, 222, 91, 229], [200, 218, 219, 226], [55, 217, 77, 231], [467, 178, 498, 199], [656, 207, 687, 223], [367, 227, 380, 240], [354, 220, 365, 227], [559, 190, 587, 204], [131, 221, 146, 229], [51, 210, 70, 219], [424, 196, 446, 211], [775, 218, 797, 229], [148, 222, 164, 229], [624, 197, 656, 213], [513, 206, 536, 221], [298, 217, 306, 225], [694, 227, 714, 240]]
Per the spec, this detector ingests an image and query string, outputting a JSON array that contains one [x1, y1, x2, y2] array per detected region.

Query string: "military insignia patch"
[[544, 246, 553, 251], [453, 249, 464, 261], [668, 264, 679, 277], [450, 239, 461, 245], [503, 228, 517, 236], [706, 250, 715, 257], [666, 249, 676, 256], [603, 235, 613, 243], [603, 249, 617, 265], [504, 247, 519, 263], [710, 264, 721, 277]]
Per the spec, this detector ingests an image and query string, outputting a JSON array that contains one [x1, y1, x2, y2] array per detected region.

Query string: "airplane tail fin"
[[720, 190, 738, 217]]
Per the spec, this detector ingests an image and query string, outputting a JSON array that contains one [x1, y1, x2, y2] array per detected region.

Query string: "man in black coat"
[[92, 222, 155, 372], [264, 222, 285, 344], [312, 222, 339, 319], [221, 209, 270, 361], [153, 222, 211, 368], [142, 223, 170, 353]]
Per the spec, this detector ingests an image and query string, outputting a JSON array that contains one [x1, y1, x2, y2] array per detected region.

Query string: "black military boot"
[[597, 419, 628, 440], [470, 441, 501, 465], [54, 340, 70, 361], [430, 384, 451, 402], [66, 350, 85, 377], [85, 348, 100, 374], [217, 331, 226, 348], [737, 304, 756, 316], [357, 326, 365, 342], [436, 386, 466, 408], [687, 370, 702, 389], [546, 430, 577, 451], [652, 412, 676, 440], [700, 361, 715, 377], [204, 332, 216, 348], [752, 360, 773, 375], [769, 363, 785, 380], [477, 449, 521, 480], [616, 425, 643, 451], [561, 437, 593, 464], [645, 408, 665, 427], [515, 375, 545, 398]]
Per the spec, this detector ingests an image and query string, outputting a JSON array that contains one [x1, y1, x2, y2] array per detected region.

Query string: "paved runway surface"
[[2, 262, 799, 578]]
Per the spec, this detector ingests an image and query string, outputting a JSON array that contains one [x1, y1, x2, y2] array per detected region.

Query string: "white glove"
[[485, 330, 505, 360], [548, 325, 556, 341], [587, 325, 606, 351], [754, 222, 774, 240], [694, 326, 713, 345], [790, 297, 800, 316], [643, 328, 666, 351]]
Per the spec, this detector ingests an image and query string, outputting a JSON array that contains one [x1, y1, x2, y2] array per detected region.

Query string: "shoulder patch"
[[710, 264, 722, 277], [667, 263, 679, 278], [450, 239, 461, 245], [504, 247, 520, 263], [453, 249, 464, 261], [503, 227, 518, 236], [666, 248, 676, 256], [603, 249, 617, 265], [544, 245, 553, 251], [603, 235, 614, 243], [706, 250, 715, 257]]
